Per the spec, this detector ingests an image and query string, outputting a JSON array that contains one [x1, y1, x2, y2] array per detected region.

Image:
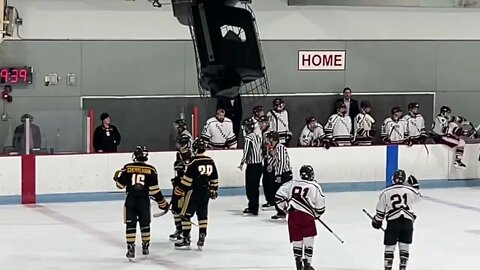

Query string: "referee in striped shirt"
[[238, 118, 264, 216], [267, 131, 293, 220]]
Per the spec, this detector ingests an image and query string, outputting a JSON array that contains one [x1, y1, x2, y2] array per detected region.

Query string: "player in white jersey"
[[402, 103, 427, 145], [298, 116, 328, 148], [243, 105, 264, 137], [325, 102, 352, 146], [276, 165, 325, 270], [431, 106, 466, 168], [201, 109, 237, 149], [267, 98, 292, 146], [353, 100, 376, 146], [371, 169, 421, 270], [381, 107, 408, 144]]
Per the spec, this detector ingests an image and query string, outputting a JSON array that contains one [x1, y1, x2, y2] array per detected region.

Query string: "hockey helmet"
[[192, 138, 208, 154], [174, 119, 187, 132], [132, 145, 148, 162], [300, 165, 315, 181], [267, 131, 280, 143], [306, 116, 317, 125], [440, 106, 451, 117], [243, 118, 256, 134], [176, 134, 192, 152], [253, 105, 265, 116], [392, 169, 406, 185], [360, 100, 372, 109], [408, 102, 420, 111], [258, 115, 269, 123], [336, 101, 347, 110], [391, 106, 402, 115]]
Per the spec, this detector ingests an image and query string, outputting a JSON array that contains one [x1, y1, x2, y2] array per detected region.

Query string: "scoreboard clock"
[[0, 67, 33, 85]]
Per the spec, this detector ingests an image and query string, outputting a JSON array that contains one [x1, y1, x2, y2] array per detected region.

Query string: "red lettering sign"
[[298, 51, 346, 71]]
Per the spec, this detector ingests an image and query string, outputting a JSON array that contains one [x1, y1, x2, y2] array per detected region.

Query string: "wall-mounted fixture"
[[44, 73, 60, 86]]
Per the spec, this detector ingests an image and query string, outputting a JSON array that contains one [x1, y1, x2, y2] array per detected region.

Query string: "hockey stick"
[[362, 209, 385, 232], [316, 217, 344, 244]]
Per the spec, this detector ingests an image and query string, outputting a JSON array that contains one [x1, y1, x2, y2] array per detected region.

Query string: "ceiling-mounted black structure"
[[171, 0, 269, 99]]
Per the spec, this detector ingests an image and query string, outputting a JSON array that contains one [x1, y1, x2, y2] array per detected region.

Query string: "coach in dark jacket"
[[93, 112, 121, 153], [333, 87, 360, 122], [216, 95, 243, 139]]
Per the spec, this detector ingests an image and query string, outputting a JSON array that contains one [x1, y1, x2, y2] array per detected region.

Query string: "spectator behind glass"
[[93, 112, 121, 153], [12, 114, 42, 152], [333, 87, 360, 124], [216, 95, 243, 140]]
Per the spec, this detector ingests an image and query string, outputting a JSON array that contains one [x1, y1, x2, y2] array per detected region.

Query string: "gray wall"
[[0, 40, 479, 151]]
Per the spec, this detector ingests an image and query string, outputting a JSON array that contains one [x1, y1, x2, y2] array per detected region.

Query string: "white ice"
[[1, 187, 479, 270]]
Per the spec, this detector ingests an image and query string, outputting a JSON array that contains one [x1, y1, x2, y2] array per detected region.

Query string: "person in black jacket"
[[333, 87, 360, 124], [93, 112, 121, 153], [216, 95, 243, 140], [12, 114, 42, 153]]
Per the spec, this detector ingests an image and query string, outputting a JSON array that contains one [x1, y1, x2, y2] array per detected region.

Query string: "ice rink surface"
[[1, 187, 479, 270]]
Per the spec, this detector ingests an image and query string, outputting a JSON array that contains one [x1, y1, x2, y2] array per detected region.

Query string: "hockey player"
[[267, 131, 293, 219], [381, 107, 408, 144], [113, 146, 169, 261], [431, 106, 466, 168], [298, 116, 328, 148], [172, 138, 219, 250], [353, 100, 376, 146], [276, 165, 326, 270], [169, 134, 194, 242], [325, 102, 352, 146], [371, 169, 421, 270], [174, 119, 192, 140], [244, 105, 265, 136], [201, 109, 237, 149], [403, 103, 427, 145], [267, 98, 292, 146]]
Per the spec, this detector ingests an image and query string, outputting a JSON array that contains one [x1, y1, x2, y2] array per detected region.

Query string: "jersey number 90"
[[198, 165, 213, 176]]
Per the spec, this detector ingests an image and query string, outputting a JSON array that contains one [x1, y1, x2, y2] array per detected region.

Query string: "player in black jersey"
[[169, 134, 194, 242], [171, 138, 219, 250], [113, 145, 169, 261]]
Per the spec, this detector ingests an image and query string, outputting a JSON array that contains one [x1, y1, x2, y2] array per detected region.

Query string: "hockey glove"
[[322, 139, 331, 150], [209, 190, 218, 200], [371, 219, 383, 230], [369, 129, 376, 137], [407, 175, 419, 189], [406, 139, 413, 147]]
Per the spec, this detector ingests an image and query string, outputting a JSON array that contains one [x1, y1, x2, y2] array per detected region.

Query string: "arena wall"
[[1, 144, 479, 205], [7, 0, 480, 40]]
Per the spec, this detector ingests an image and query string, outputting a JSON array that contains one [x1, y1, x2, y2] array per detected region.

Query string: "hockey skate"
[[169, 229, 182, 241], [261, 202, 275, 211], [295, 257, 303, 270], [197, 233, 206, 251], [271, 213, 286, 220], [174, 235, 191, 250], [303, 258, 315, 270], [126, 244, 135, 261], [454, 160, 466, 169], [142, 241, 150, 257], [243, 208, 258, 216]]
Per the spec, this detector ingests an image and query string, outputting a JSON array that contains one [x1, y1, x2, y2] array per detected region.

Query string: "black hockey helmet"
[[336, 101, 347, 110], [243, 118, 256, 134], [174, 119, 187, 130], [440, 105, 451, 116], [408, 102, 420, 110], [391, 106, 402, 115], [192, 138, 208, 154], [253, 105, 264, 115], [360, 100, 372, 109], [273, 98, 284, 106], [300, 165, 315, 181], [132, 145, 148, 162], [258, 115, 269, 123], [392, 169, 406, 185], [306, 116, 317, 125], [176, 134, 191, 152], [267, 131, 280, 143]]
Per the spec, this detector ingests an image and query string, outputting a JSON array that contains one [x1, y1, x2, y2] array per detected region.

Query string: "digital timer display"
[[0, 67, 33, 85]]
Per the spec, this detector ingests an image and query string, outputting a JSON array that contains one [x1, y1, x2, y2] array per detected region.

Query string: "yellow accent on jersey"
[[180, 190, 193, 216], [174, 186, 185, 196], [116, 182, 125, 189], [126, 166, 154, 175], [158, 200, 168, 209], [180, 176, 193, 187], [210, 179, 219, 188]]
